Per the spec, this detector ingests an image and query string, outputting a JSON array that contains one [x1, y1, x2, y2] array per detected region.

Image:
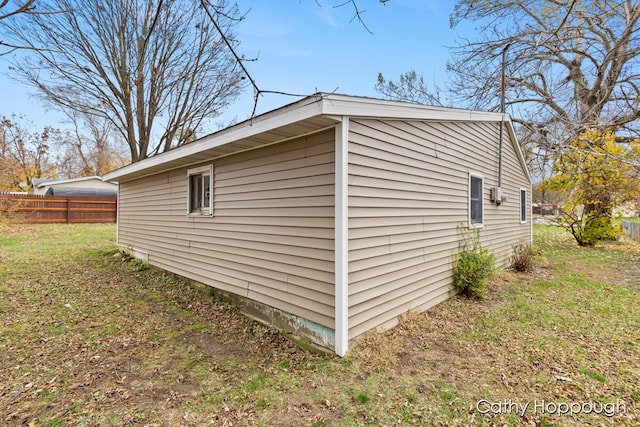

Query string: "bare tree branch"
[[199, 1, 350, 120], [442, 0, 640, 180], [334, 0, 373, 34], [3, 0, 246, 162], [0, 1, 70, 55], [0, 0, 35, 20], [375, 70, 445, 106]]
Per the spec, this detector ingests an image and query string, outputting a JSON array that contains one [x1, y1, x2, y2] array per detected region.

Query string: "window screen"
[[470, 175, 483, 226], [187, 166, 213, 216]]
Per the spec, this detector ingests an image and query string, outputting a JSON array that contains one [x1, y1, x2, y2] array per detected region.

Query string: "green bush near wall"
[[452, 228, 496, 299]]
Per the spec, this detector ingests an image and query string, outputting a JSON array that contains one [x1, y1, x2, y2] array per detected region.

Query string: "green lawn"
[[0, 223, 638, 426], [621, 217, 640, 223]]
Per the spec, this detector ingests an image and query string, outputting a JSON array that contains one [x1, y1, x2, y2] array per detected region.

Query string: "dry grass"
[[1, 224, 639, 426]]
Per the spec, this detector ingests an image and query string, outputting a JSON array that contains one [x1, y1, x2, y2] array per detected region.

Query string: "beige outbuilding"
[[104, 93, 532, 356]]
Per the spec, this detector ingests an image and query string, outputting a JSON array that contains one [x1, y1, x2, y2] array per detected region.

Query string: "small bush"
[[584, 216, 620, 242], [452, 228, 496, 299], [509, 241, 536, 272]]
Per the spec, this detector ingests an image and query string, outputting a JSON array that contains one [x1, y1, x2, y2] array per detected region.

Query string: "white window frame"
[[187, 165, 213, 216], [469, 172, 484, 228], [520, 188, 527, 224]]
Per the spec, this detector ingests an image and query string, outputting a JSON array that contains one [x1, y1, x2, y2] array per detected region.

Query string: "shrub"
[[509, 241, 537, 272], [583, 216, 620, 242], [452, 228, 496, 299]]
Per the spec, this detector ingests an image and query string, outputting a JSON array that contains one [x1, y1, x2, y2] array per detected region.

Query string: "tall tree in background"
[[2, 0, 245, 162], [447, 0, 640, 235], [0, 115, 59, 191], [447, 0, 640, 150], [377, 1, 640, 154], [56, 111, 129, 178]]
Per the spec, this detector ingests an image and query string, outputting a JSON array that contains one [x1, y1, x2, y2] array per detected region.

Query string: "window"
[[469, 173, 483, 227], [520, 188, 527, 223], [187, 165, 213, 216]]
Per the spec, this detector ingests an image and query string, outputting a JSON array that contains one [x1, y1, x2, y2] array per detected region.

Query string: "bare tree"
[[442, 0, 640, 235], [447, 0, 640, 148], [56, 111, 128, 178], [3, 0, 245, 162], [376, 1, 640, 186], [375, 70, 446, 106]]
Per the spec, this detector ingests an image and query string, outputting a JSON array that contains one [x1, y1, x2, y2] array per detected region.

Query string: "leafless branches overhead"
[[448, 0, 640, 148], [0, 0, 35, 20], [3, 0, 246, 162]]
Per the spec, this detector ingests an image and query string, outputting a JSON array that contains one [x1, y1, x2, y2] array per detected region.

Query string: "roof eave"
[[103, 93, 525, 183], [320, 94, 507, 122], [103, 95, 331, 182]]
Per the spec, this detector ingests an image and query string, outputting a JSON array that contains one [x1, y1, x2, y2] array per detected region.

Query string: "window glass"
[[187, 166, 213, 216], [190, 174, 202, 212], [520, 189, 527, 223], [470, 175, 483, 225]]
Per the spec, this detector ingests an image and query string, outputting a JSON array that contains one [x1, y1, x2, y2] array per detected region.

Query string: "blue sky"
[[0, 0, 462, 131]]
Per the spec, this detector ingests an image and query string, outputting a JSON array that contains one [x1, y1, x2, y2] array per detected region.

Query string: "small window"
[[520, 188, 527, 223], [187, 165, 213, 216], [469, 173, 483, 227]]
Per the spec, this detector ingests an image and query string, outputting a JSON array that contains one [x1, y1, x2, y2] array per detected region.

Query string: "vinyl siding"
[[347, 119, 531, 339], [117, 130, 336, 328]]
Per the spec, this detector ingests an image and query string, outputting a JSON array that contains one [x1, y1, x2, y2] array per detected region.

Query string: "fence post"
[[66, 198, 71, 224]]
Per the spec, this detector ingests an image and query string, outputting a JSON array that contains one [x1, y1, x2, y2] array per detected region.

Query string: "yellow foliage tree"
[[0, 116, 58, 191], [542, 129, 640, 246]]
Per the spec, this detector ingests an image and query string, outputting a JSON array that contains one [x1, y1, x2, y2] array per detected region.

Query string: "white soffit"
[[104, 95, 336, 182], [104, 93, 517, 183]]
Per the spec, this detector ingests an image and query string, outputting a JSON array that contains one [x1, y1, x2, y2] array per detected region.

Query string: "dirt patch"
[[266, 396, 345, 427]]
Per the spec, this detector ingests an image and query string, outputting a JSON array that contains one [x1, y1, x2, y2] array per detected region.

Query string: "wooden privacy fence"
[[0, 193, 117, 224], [622, 220, 640, 242]]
